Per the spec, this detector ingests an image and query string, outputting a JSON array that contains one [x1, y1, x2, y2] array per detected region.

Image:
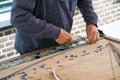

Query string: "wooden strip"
[[105, 35, 120, 44]]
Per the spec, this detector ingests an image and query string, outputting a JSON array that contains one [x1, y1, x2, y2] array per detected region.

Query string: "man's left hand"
[[86, 24, 100, 44]]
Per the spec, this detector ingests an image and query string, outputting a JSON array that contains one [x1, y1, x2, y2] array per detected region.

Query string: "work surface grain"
[[1, 39, 120, 80]]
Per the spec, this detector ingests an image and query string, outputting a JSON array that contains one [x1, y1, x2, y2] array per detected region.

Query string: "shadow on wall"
[[114, 0, 120, 3]]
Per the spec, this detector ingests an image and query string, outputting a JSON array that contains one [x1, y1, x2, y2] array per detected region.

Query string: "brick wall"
[[71, 0, 120, 36], [0, 0, 120, 61], [0, 27, 20, 61]]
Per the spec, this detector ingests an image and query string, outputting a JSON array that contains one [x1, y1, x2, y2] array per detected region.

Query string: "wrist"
[[87, 24, 96, 29], [87, 23, 98, 28]]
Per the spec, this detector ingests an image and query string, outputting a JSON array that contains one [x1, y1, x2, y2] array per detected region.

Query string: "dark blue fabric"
[[10, 0, 98, 54]]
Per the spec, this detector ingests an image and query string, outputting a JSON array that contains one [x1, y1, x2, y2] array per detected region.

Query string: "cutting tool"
[[109, 42, 120, 66]]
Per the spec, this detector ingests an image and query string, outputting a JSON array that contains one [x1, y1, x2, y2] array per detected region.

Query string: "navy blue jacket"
[[11, 0, 98, 54]]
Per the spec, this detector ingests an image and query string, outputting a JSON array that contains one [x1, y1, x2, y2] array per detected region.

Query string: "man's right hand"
[[56, 28, 73, 45]]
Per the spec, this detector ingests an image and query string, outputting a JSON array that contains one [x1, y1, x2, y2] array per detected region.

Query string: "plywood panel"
[[0, 39, 120, 80]]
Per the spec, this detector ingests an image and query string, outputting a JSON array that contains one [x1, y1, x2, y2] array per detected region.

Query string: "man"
[[11, 0, 99, 54]]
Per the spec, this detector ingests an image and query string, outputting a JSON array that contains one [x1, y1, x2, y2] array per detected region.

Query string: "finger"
[[94, 31, 99, 42], [56, 39, 63, 45], [67, 34, 72, 43], [92, 32, 99, 43], [90, 32, 96, 44], [69, 36, 73, 43], [56, 35, 67, 45], [66, 37, 72, 44], [64, 33, 72, 43], [88, 33, 93, 44], [96, 32, 100, 41], [92, 31, 99, 43], [92, 33, 97, 43], [61, 35, 70, 44]]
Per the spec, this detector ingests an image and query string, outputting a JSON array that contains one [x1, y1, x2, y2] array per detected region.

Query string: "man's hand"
[[56, 28, 73, 45], [86, 24, 100, 44]]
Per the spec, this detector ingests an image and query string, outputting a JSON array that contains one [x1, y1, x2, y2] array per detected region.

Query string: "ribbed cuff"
[[47, 25, 60, 39]]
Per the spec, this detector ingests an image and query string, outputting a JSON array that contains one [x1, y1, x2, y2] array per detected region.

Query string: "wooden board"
[[0, 39, 120, 80]]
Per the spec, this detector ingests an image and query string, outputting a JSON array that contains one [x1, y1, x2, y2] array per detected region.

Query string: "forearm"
[[77, 0, 98, 26]]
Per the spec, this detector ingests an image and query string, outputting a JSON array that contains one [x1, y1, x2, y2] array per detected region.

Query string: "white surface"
[[0, 12, 10, 22], [0, 12, 11, 28], [98, 21, 120, 39]]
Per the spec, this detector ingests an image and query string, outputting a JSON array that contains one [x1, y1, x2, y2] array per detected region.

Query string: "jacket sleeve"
[[77, 0, 98, 26], [10, 0, 60, 39]]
